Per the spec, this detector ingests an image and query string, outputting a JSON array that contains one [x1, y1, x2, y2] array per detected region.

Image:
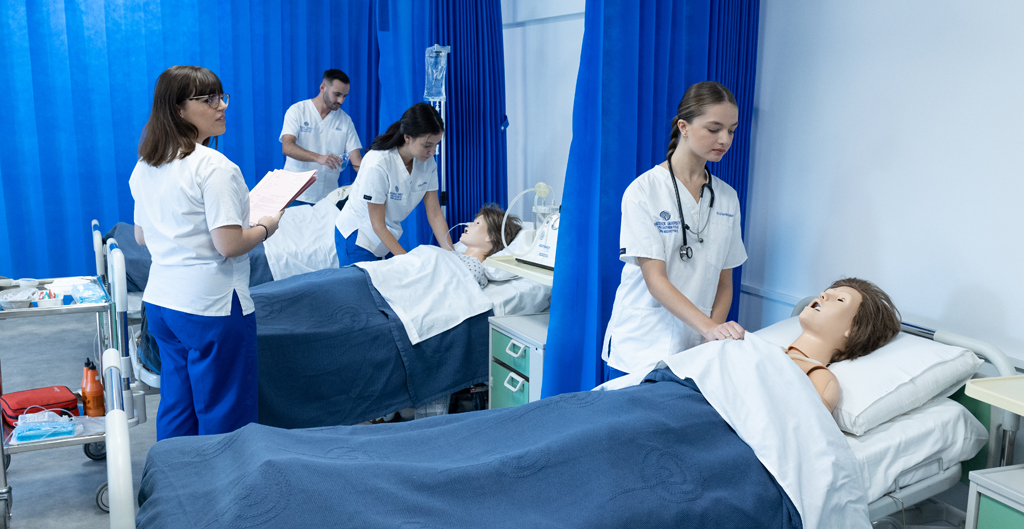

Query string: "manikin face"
[[321, 80, 349, 111], [678, 103, 739, 163], [460, 216, 491, 250], [403, 133, 444, 163], [179, 95, 228, 143], [798, 287, 863, 340]]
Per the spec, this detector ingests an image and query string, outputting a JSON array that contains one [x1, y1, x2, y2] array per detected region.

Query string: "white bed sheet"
[[482, 278, 551, 316], [846, 397, 987, 503]]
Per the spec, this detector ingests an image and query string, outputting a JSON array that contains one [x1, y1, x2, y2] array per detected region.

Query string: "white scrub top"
[[602, 165, 747, 374], [280, 100, 363, 203], [334, 147, 439, 257], [129, 144, 254, 317]]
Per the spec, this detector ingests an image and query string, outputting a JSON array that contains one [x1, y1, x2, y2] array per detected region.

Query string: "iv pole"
[[425, 44, 451, 216]]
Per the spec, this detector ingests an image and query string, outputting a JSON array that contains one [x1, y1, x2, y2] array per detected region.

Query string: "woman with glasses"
[[129, 65, 284, 440], [601, 82, 747, 380]]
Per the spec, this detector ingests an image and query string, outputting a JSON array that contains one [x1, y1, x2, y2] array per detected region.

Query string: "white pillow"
[[754, 317, 982, 436]]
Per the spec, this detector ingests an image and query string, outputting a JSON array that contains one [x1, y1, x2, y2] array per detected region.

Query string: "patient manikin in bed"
[[782, 277, 901, 412], [451, 204, 522, 287]]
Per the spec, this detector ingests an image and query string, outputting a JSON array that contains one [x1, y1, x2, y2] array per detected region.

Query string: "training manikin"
[[782, 278, 900, 413]]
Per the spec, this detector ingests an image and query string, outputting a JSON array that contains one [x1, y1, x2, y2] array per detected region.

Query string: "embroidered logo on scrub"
[[390, 185, 403, 201], [654, 211, 680, 234], [716, 211, 734, 217]]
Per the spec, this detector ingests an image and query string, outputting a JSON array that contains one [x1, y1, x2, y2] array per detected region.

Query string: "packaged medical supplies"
[[0, 287, 38, 309], [71, 282, 107, 304], [8, 410, 77, 444], [1, 386, 80, 426]]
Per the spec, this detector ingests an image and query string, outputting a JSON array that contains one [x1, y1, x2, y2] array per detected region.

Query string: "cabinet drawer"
[[978, 494, 1024, 528], [491, 328, 530, 375], [490, 361, 529, 409]]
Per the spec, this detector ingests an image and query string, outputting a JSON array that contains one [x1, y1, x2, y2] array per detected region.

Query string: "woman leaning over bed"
[[130, 65, 283, 441], [334, 102, 454, 265]]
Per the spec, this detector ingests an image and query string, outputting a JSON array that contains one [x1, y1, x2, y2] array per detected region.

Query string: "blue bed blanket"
[[253, 267, 490, 428], [137, 368, 801, 529], [103, 222, 274, 291]]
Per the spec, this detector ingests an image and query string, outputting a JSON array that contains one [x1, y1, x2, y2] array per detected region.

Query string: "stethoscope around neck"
[[667, 158, 715, 261]]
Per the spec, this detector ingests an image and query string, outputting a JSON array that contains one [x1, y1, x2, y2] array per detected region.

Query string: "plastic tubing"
[[501, 183, 551, 257], [443, 222, 470, 251]]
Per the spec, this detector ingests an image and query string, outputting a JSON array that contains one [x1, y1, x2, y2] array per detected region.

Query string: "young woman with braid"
[[602, 81, 747, 379]]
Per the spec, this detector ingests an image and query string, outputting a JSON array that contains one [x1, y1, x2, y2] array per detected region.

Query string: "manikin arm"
[[637, 257, 745, 341], [809, 369, 841, 413]]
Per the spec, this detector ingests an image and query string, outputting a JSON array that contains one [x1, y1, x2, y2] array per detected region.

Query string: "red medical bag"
[[1, 386, 80, 426]]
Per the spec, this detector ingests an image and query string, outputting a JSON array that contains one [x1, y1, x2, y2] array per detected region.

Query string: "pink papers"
[[249, 169, 317, 226]]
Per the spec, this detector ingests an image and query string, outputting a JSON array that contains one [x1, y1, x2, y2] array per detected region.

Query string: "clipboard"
[[249, 169, 317, 226]]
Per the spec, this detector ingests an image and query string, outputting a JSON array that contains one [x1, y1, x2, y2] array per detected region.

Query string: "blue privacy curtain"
[[383, 0, 508, 249], [0, 0, 383, 279], [543, 0, 760, 396], [431, 0, 508, 226]]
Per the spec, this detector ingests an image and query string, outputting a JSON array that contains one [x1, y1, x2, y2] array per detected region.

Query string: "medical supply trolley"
[[0, 246, 144, 528]]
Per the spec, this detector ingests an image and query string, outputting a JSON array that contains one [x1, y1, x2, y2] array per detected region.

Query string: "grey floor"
[[0, 312, 158, 529]]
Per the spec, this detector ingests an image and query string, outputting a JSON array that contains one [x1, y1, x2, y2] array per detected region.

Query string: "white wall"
[[742, 1, 1024, 369], [501, 0, 584, 221]]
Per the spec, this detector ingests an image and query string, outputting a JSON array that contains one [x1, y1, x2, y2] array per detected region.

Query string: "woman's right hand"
[[258, 209, 285, 239], [703, 321, 746, 342]]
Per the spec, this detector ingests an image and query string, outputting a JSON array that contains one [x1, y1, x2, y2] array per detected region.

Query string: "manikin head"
[[796, 278, 901, 362], [460, 204, 523, 258]]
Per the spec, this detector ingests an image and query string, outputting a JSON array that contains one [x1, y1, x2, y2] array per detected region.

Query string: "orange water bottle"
[[82, 359, 104, 417]]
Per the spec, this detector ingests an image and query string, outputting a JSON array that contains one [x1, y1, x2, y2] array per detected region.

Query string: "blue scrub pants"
[[335, 227, 381, 267], [145, 292, 258, 441]]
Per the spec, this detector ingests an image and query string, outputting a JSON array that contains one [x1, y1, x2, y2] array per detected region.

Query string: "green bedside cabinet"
[[488, 313, 548, 409], [966, 464, 1024, 529]]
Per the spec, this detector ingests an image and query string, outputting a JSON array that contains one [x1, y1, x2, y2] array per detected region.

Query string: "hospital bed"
[[115, 298, 1017, 528], [93, 219, 551, 429]]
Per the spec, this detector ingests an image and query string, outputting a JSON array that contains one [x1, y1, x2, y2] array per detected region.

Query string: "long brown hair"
[[476, 204, 522, 257], [829, 277, 901, 362], [138, 65, 224, 167], [666, 81, 737, 160]]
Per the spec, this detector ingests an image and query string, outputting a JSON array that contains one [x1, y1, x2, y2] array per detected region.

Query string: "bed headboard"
[[790, 296, 1021, 473]]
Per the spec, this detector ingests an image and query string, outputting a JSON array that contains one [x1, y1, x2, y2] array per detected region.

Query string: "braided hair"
[[666, 81, 737, 161]]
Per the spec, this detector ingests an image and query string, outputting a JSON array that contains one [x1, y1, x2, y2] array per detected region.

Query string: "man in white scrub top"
[[281, 69, 363, 203]]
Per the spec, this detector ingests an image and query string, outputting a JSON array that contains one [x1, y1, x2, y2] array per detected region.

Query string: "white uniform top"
[[129, 144, 254, 317], [280, 100, 363, 203], [602, 165, 747, 374], [334, 147, 439, 257]]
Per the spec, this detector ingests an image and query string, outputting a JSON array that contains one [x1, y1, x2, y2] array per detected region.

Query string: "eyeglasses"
[[185, 93, 230, 109]]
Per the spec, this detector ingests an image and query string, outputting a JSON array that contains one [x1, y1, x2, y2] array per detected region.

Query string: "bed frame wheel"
[[871, 517, 903, 529], [96, 482, 109, 513], [84, 442, 106, 461]]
